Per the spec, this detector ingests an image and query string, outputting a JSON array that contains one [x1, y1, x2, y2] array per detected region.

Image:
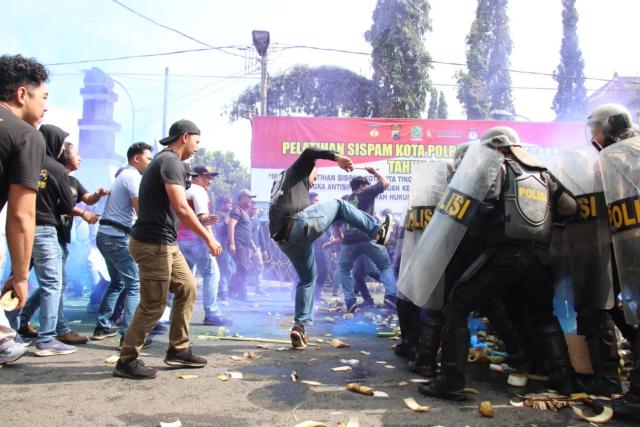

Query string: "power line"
[[46, 47, 217, 66], [273, 43, 619, 84], [108, 0, 244, 58]]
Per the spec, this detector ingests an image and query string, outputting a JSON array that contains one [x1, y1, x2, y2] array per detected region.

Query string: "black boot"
[[408, 310, 442, 378], [484, 301, 526, 365], [394, 298, 420, 359], [538, 317, 582, 395], [579, 313, 622, 396], [418, 327, 469, 401]]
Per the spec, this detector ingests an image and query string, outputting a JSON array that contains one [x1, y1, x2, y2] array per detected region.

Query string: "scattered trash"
[[489, 363, 516, 373], [375, 361, 387, 364], [464, 387, 480, 395], [339, 359, 360, 366], [373, 391, 389, 398], [275, 347, 287, 351], [294, 421, 327, 427], [404, 397, 430, 412], [376, 331, 398, 337], [178, 374, 198, 380], [515, 393, 575, 411], [68, 320, 82, 324], [572, 405, 613, 423], [230, 355, 245, 361], [329, 338, 351, 349], [398, 381, 409, 387], [479, 401, 494, 417], [256, 344, 272, 349], [331, 366, 352, 372], [383, 365, 395, 369], [324, 333, 333, 337], [217, 327, 228, 337], [507, 373, 528, 387], [225, 371, 243, 379], [198, 335, 318, 346], [315, 339, 324, 343], [252, 303, 260, 308], [409, 378, 429, 383], [528, 374, 549, 382], [104, 355, 119, 364], [242, 352, 258, 359], [338, 416, 360, 427], [360, 351, 370, 356], [159, 420, 182, 427], [346, 383, 374, 396], [322, 317, 336, 323], [300, 380, 323, 386], [291, 371, 298, 381], [216, 374, 229, 381], [343, 313, 354, 319]]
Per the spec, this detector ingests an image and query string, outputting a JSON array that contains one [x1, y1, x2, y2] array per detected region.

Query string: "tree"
[[228, 65, 374, 121], [190, 149, 250, 203], [437, 90, 448, 119], [552, 0, 587, 122], [456, 0, 514, 119], [365, 0, 432, 118], [427, 88, 438, 118]]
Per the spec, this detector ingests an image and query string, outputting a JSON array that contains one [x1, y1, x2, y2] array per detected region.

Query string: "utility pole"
[[252, 30, 270, 116], [162, 67, 169, 138]]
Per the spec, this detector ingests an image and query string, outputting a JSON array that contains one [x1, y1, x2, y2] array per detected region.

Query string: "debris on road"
[[178, 374, 198, 380], [331, 366, 352, 372], [572, 405, 613, 424], [403, 397, 430, 412], [346, 383, 374, 396], [329, 338, 351, 349], [479, 401, 494, 417], [158, 420, 182, 427]]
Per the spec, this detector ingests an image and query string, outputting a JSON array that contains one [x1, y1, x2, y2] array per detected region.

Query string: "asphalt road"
[[1, 282, 636, 427]]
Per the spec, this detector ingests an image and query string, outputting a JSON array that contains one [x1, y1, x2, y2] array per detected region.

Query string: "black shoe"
[[149, 323, 168, 336], [346, 298, 361, 314], [164, 347, 207, 368], [91, 327, 118, 340], [375, 214, 394, 246], [418, 375, 467, 401], [548, 367, 584, 396], [408, 360, 438, 378], [203, 315, 233, 326], [383, 294, 397, 309], [113, 359, 157, 380], [593, 392, 640, 423], [393, 342, 416, 360], [577, 374, 622, 396], [290, 324, 308, 350], [119, 336, 153, 350]]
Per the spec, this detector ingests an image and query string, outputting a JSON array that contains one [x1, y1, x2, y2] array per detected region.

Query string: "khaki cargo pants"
[[119, 238, 196, 363]]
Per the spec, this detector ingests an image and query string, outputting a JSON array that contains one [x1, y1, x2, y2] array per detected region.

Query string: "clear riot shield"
[[599, 136, 640, 326], [545, 147, 614, 311], [397, 144, 504, 307], [397, 161, 448, 307]]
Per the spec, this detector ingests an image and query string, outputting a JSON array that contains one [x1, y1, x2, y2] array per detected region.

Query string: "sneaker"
[[290, 324, 308, 350], [118, 336, 153, 350], [113, 358, 157, 380], [0, 343, 27, 365], [57, 331, 89, 345], [375, 214, 394, 246], [346, 298, 362, 314], [18, 322, 37, 338], [91, 327, 119, 340], [149, 323, 168, 336], [203, 315, 233, 326], [164, 347, 207, 368], [33, 339, 77, 357]]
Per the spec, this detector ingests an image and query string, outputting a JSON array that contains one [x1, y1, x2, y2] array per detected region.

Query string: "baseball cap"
[[192, 165, 219, 177], [183, 162, 199, 176], [159, 119, 201, 145], [238, 189, 257, 199]]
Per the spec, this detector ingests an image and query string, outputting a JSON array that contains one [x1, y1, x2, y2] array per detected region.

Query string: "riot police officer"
[[589, 103, 640, 422], [420, 126, 581, 400]]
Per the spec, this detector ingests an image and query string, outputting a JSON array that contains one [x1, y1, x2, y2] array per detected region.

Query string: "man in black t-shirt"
[[0, 54, 48, 366], [228, 189, 256, 301], [336, 168, 397, 312], [268, 148, 393, 350], [115, 119, 222, 380]]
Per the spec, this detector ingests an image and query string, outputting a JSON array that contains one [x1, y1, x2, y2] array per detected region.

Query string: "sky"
[[3, 0, 639, 166]]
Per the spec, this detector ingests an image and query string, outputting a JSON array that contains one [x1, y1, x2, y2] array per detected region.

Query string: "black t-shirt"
[[132, 149, 186, 244], [0, 108, 45, 209], [58, 175, 88, 244], [268, 147, 336, 239], [342, 182, 384, 244], [36, 156, 74, 227], [215, 211, 230, 245], [229, 206, 253, 247]]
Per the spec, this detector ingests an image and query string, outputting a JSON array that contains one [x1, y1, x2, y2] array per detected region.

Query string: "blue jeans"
[[178, 239, 222, 317], [339, 241, 396, 302], [95, 232, 141, 335], [30, 226, 64, 344], [277, 199, 380, 324], [21, 242, 71, 335], [217, 243, 235, 296]]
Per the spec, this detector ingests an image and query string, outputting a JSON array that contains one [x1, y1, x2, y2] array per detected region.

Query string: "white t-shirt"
[[178, 183, 211, 241]]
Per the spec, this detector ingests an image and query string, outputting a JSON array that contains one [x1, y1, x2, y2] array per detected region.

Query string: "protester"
[[114, 119, 222, 380], [228, 189, 256, 301], [248, 200, 267, 296], [268, 147, 392, 349], [0, 54, 48, 365], [215, 195, 234, 301], [91, 142, 153, 345]]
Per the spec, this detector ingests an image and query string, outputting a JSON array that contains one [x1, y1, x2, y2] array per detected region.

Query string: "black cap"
[[183, 162, 199, 176], [159, 119, 201, 145], [192, 165, 219, 177]]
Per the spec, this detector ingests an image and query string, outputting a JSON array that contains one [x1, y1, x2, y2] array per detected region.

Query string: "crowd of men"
[[0, 53, 639, 423]]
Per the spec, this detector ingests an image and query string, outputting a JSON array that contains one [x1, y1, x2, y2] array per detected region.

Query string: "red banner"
[[251, 117, 584, 214]]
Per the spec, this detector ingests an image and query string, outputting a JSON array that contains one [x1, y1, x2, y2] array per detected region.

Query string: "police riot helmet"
[[586, 103, 635, 147], [452, 142, 471, 171], [480, 126, 521, 148]]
